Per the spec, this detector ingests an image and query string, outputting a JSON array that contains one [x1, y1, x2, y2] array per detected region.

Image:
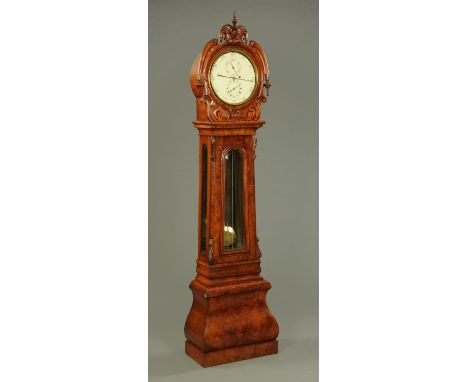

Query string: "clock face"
[[210, 51, 257, 105]]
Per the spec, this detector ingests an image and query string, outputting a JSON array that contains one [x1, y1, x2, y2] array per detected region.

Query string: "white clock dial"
[[209, 51, 257, 105]]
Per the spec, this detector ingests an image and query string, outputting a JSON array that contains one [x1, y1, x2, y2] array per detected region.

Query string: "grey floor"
[[149, 336, 318, 382]]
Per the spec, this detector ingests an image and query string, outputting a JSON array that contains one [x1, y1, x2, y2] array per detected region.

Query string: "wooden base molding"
[[185, 340, 278, 368]]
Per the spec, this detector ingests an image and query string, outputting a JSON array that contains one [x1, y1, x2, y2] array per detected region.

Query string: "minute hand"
[[217, 74, 254, 82]]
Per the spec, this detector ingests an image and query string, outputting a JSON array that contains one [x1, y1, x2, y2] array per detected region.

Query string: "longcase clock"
[[184, 13, 279, 368]]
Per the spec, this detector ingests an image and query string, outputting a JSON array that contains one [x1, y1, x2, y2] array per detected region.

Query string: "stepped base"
[[185, 339, 278, 368]]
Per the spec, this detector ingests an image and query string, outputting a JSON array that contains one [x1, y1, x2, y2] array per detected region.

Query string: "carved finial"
[[219, 12, 247, 43]]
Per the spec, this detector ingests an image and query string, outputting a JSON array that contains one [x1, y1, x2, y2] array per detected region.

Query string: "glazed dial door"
[[210, 51, 257, 105]]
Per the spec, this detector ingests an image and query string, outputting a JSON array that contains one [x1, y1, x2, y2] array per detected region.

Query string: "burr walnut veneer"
[[184, 14, 279, 368]]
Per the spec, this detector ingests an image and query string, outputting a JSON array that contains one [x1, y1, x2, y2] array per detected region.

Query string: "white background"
[[1, 1, 468, 381]]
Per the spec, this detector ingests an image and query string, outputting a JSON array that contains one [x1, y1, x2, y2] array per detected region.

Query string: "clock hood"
[[189, 13, 271, 124]]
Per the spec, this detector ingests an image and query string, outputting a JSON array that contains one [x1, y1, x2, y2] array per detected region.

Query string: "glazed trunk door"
[[200, 143, 208, 254], [218, 135, 257, 264], [199, 137, 214, 262], [223, 148, 245, 251]]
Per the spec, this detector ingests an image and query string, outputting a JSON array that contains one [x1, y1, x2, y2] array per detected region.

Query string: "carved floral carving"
[[203, 95, 263, 122]]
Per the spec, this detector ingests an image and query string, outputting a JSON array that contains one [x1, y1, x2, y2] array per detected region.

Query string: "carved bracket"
[[256, 236, 262, 258], [208, 238, 214, 264], [253, 135, 257, 159], [210, 136, 216, 160]]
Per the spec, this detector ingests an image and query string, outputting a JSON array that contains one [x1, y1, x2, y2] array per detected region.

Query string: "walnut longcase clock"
[[184, 13, 278, 368]]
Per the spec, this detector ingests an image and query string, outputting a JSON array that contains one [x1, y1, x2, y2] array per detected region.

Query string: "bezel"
[[208, 47, 259, 107]]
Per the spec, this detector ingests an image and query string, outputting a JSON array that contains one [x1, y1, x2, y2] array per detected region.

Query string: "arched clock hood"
[[189, 13, 271, 123]]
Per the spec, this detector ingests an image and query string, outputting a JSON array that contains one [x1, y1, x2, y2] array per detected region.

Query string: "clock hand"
[[228, 83, 241, 92], [217, 74, 254, 82], [231, 77, 254, 82], [230, 63, 239, 77]]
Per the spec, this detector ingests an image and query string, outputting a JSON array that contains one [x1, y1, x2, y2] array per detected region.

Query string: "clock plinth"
[[186, 340, 278, 368], [185, 15, 278, 367]]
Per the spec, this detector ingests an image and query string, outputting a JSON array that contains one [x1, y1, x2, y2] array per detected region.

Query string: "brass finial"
[[232, 11, 237, 26]]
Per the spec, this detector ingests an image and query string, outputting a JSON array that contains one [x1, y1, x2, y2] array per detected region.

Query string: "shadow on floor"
[[149, 337, 318, 379], [149, 349, 200, 379]]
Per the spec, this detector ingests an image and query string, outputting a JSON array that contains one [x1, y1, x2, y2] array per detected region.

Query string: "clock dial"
[[210, 51, 257, 105]]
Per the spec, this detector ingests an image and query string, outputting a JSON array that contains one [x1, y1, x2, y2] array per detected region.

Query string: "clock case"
[[185, 15, 279, 368]]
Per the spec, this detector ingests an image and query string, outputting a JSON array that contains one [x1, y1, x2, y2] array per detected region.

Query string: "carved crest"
[[219, 12, 248, 44]]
